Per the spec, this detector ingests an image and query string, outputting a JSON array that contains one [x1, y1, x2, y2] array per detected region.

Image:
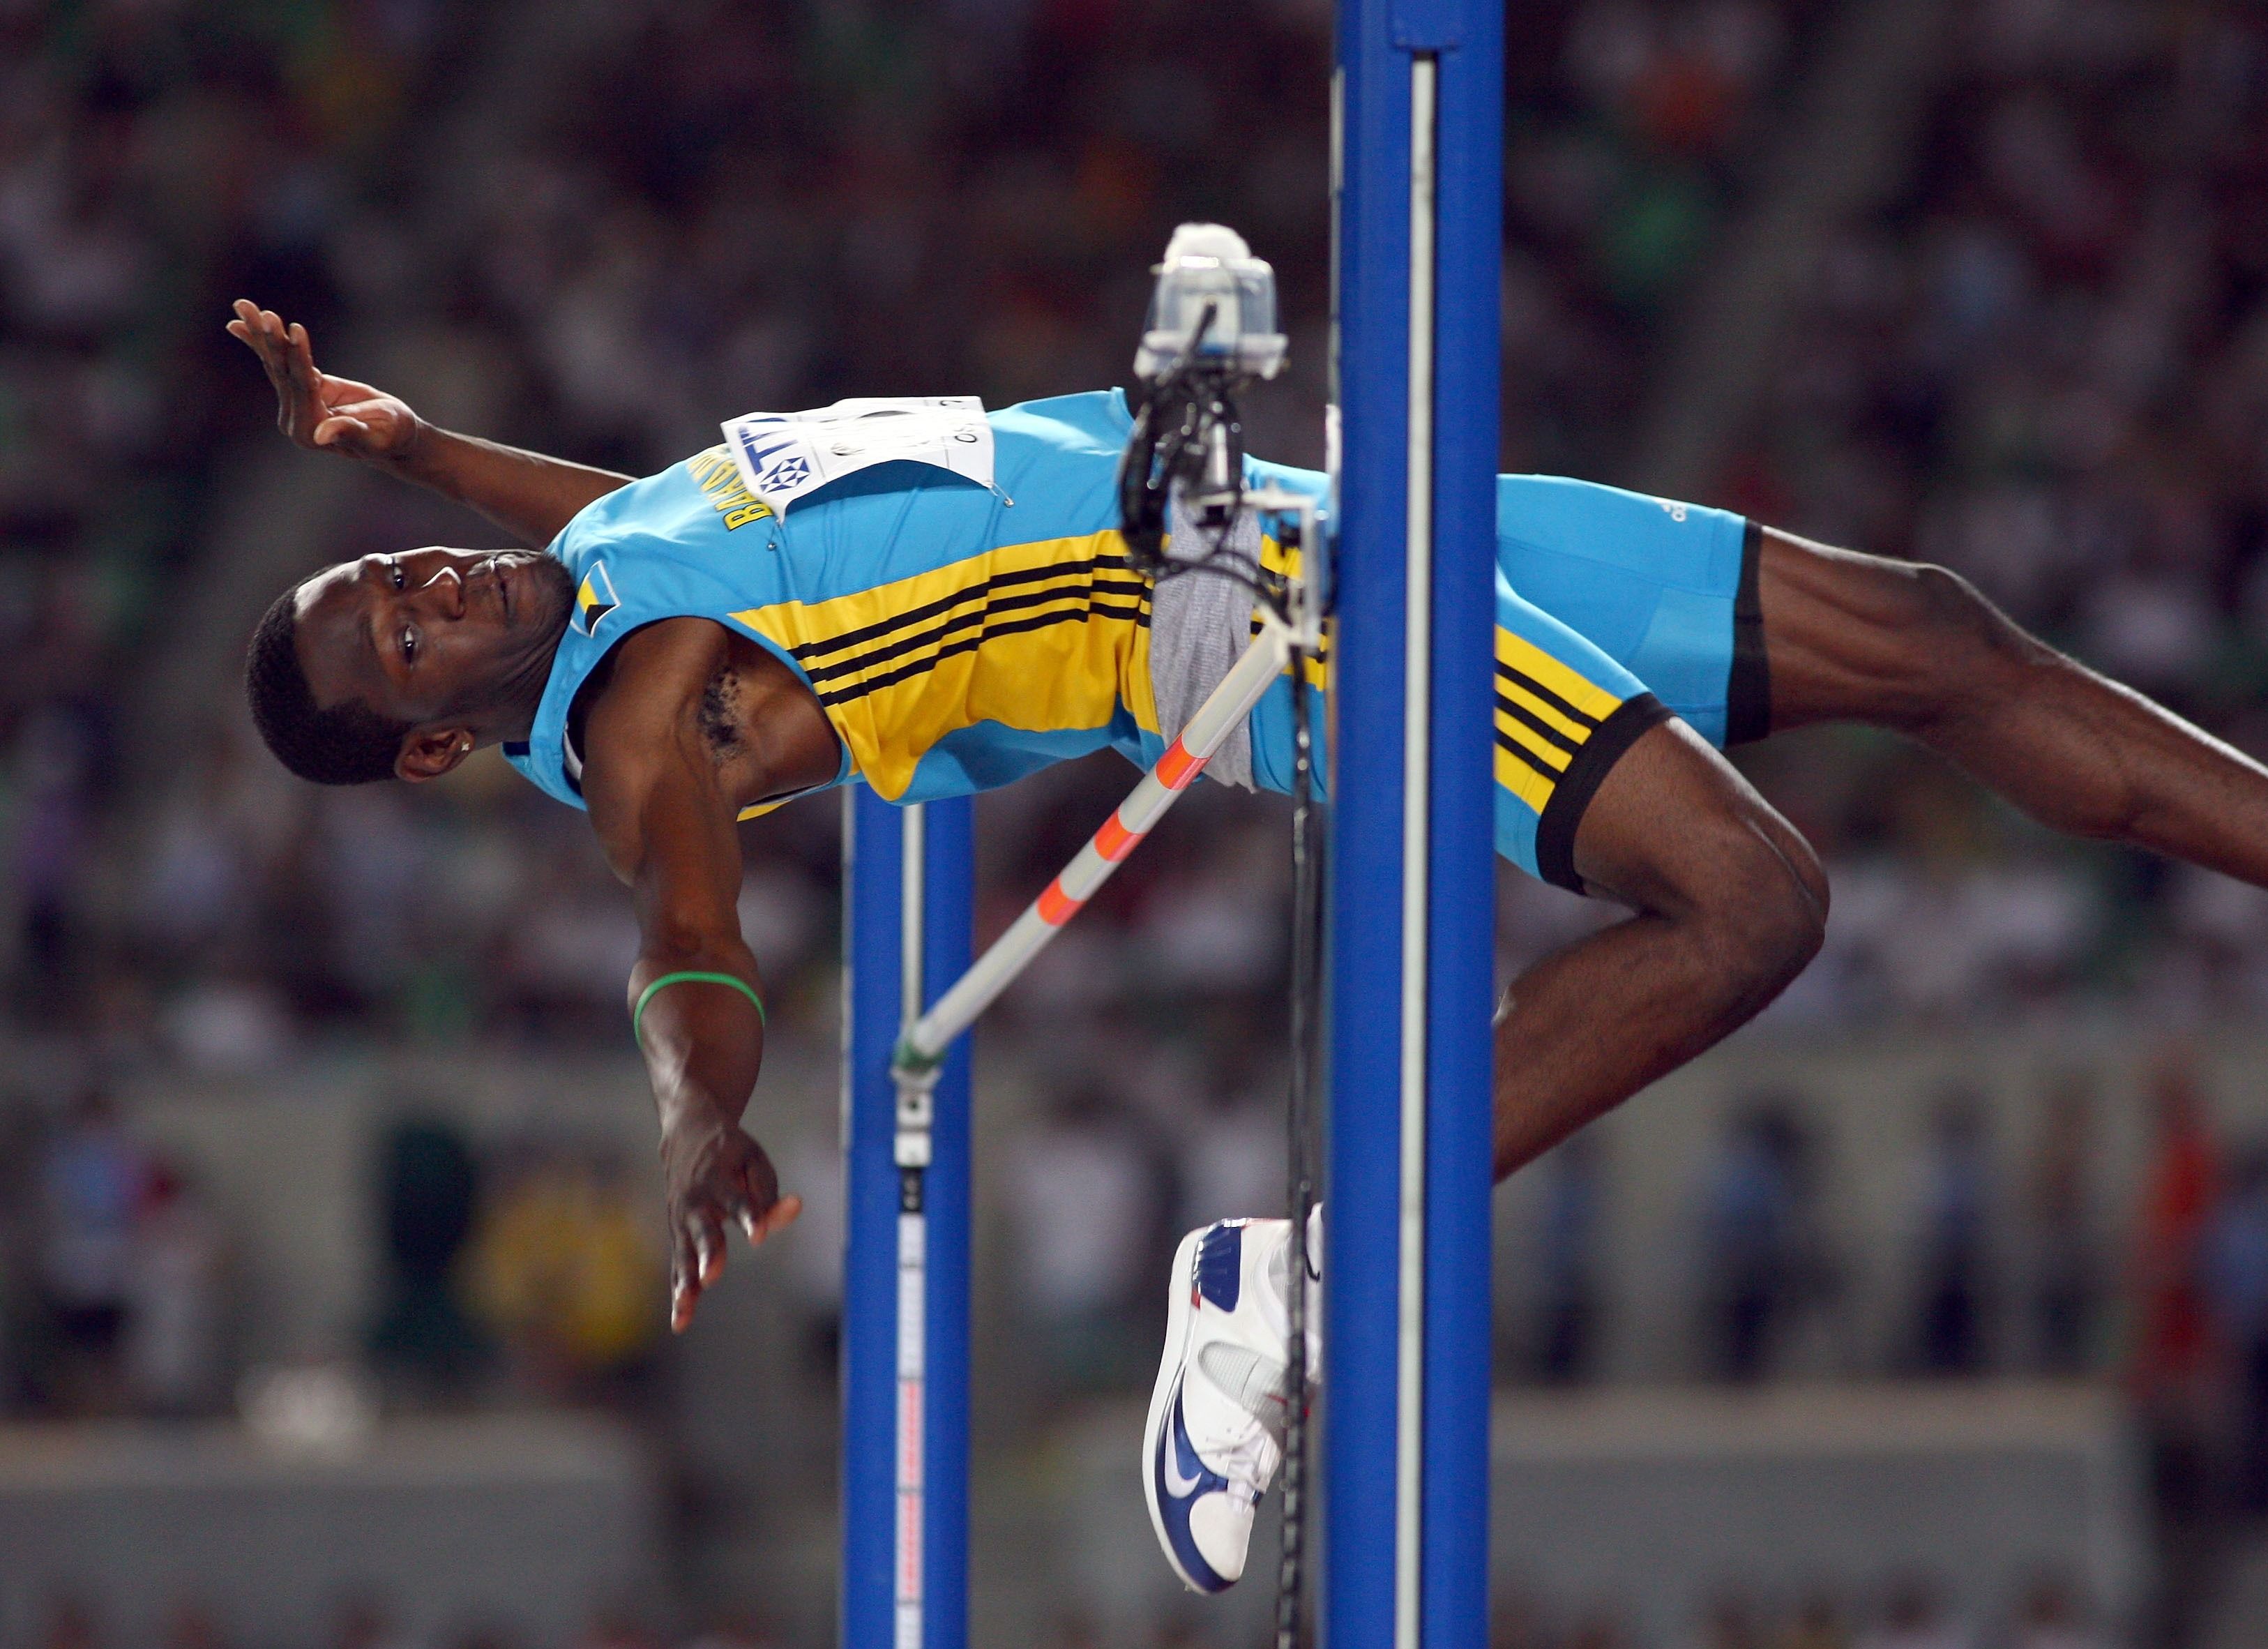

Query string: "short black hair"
[[243, 582, 413, 785]]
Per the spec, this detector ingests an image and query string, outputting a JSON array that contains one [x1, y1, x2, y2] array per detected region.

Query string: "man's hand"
[[227, 297, 628, 545], [659, 1117, 803, 1332], [226, 300, 421, 463]]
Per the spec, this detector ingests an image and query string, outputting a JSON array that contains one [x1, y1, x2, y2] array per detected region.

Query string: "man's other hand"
[[226, 300, 421, 462], [658, 1118, 803, 1332]]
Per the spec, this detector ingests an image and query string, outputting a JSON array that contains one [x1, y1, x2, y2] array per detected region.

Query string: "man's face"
[[294, 546, 575, 729]]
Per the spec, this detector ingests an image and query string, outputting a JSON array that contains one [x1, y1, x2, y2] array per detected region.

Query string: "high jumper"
[[229, 280, 2268, 1594]]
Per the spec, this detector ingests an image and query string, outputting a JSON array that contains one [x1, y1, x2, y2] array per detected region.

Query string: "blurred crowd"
[[4, 1027, 2258, 1643], [9, 0, 2268, 1639], [0, 0, 1344, 1069], [1506, 0, 2268, 1037], [1492, 1572, 2113, 1649], [1510, 1053, 2268, 1420], [0, 0, 475, 1048], [0, 1084, 667, 1422], [0, 1085, 227, 1417], [25, 0, 2268, 1071], [1019, 1574, 2117, 1649], [0, 1573, 2125, 1649], [1709, 0, 2268, 1026], [1502, 0, 1829, 472], [15, 1596, 785, 1649]]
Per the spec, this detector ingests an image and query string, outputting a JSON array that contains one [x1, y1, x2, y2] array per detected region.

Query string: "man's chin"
[[515, 553, 577, 635]]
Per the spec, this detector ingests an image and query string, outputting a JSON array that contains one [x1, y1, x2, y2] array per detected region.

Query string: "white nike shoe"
[[1142, 1216, 1316, 1593]]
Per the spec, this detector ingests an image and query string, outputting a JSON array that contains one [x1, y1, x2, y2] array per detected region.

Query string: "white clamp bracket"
[[891, 1036, 944, 1170]]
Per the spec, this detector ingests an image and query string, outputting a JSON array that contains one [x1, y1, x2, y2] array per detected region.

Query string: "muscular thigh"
[[1570, 715, 1826, 921], [1749, 525, 1994, 732]]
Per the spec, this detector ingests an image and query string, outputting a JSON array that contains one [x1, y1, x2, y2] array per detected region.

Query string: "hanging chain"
[[1279, 610, 1323, 1649]]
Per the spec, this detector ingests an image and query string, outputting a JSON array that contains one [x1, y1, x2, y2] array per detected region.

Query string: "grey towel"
[[1145, 493, 1262, 790]]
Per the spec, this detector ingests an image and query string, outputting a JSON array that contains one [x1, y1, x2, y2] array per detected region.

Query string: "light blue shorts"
[[1249, 471, 1763, 889]]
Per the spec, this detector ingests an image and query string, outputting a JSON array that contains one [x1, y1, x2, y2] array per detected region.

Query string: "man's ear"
[[396, 726, 476, 783]]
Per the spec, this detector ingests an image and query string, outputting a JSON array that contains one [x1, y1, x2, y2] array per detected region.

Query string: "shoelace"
[[1208, 1411, 1283, 1500]]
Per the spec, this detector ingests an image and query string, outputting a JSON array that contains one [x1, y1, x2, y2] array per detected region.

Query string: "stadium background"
[[4, 0, 2268, 1645]]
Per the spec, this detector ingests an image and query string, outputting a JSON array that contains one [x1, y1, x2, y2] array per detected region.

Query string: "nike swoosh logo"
[[1161, 1388, 1205, 1499]]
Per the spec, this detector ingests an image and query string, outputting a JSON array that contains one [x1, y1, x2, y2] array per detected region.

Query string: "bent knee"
[[1704, 818, 1827, 992], [1906, 560, 2018, 656], [1882, 562, 2058, 731], [1852, 557, 1999, 691], [1573, 718, 1826, 981]]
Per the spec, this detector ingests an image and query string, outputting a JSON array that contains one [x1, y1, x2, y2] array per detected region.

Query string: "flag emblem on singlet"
[[573, 563, 619, 636]]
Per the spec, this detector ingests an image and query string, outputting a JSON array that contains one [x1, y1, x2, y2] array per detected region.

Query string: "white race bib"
[[720, 396, 993, 511]]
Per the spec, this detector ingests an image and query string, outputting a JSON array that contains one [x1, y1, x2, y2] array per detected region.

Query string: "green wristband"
[[633, 971, 767, 1046]]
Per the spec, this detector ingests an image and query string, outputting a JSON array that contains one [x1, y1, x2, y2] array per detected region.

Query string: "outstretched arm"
[[227, 301, 633, 548], [582, 619, 803, 1332]]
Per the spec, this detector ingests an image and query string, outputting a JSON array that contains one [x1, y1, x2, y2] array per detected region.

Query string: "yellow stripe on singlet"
[[729, 532, 1157, 801]]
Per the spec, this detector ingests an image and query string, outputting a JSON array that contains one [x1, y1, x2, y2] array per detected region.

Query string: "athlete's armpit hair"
[[697, 665, 745, 766], [244, 585, 414, 785]]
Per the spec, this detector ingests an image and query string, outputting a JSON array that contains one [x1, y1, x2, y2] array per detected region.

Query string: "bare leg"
[[1491, 719, 1827, 1180], [1757, 527, 2268, 887]]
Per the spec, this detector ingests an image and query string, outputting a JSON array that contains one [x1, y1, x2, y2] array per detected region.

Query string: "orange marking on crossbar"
[[1037, 880, 1080, 926], [1095, 814, 1137, 862], [1157, 739, 1203, 790]]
